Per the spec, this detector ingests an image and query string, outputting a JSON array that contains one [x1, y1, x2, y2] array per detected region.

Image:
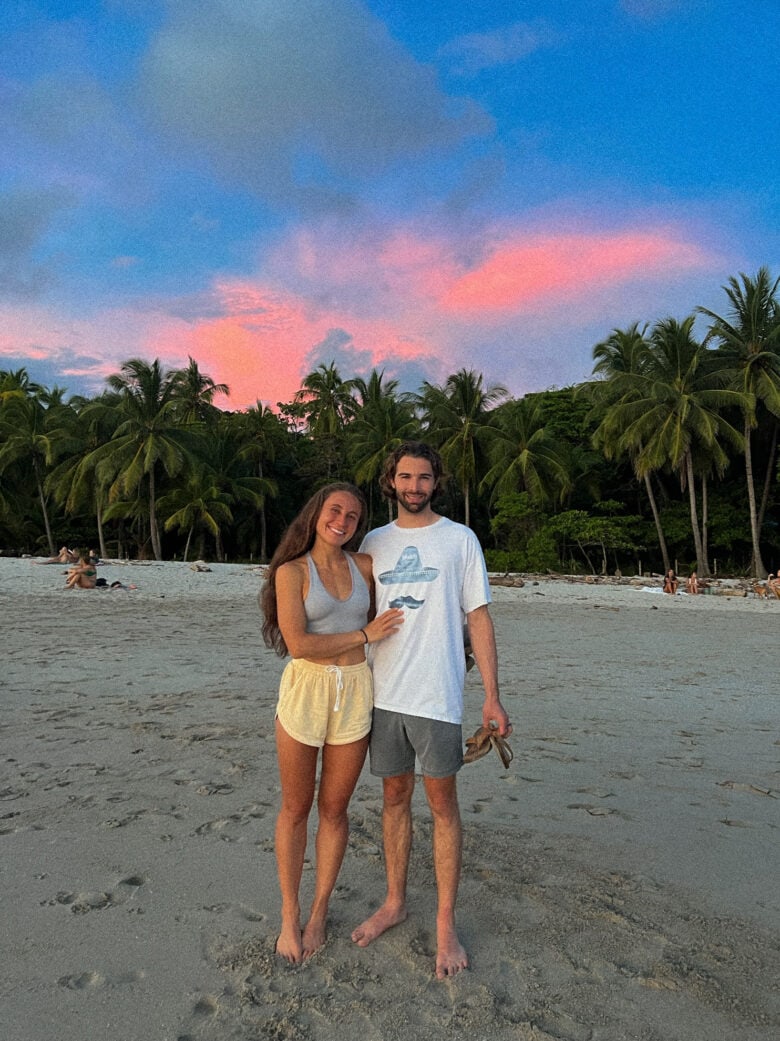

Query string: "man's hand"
[[482, 700, 512, 738]]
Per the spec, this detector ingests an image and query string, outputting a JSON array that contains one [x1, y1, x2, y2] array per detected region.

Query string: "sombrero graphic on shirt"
[[378, 546, 439, 585]]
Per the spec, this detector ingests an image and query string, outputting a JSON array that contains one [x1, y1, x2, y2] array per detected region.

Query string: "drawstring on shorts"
[[325, 665, 344, 711]]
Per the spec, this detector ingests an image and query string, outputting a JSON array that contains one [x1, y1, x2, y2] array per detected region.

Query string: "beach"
[[2, 556, 778, 1041]]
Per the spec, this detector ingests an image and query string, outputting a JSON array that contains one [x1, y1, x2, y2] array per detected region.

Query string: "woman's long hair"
[[260, 482, 367, 657]]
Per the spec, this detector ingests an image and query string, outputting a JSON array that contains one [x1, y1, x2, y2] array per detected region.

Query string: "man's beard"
[[396, 490, 433, 514]]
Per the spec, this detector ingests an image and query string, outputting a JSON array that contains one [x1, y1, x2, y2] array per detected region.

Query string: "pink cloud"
[[150, 281, 436, 409], [438, 231, 710, 315], [0, 215, 722, 405]]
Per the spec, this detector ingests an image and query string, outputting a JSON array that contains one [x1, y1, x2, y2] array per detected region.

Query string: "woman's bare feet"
[[301, 915, 327, 959], [351, 902, 407, 947], [275, 917, 303, 964]]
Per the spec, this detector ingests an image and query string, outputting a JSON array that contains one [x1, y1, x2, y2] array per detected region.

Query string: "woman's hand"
[[363, 608, 404, 644]]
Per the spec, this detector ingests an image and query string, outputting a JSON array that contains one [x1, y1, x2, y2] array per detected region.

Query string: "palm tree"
[[86, 358, 197, 559], [171, 356, 230, 424], [286, 362, 358, 481], [482, 395, 571, 506], [418, 369, 507, 527], [199, 419, 274, 561], [237, 402, 284, 561], [349, 370, 419, 522], [0, 367, 44, 402], [605, 317, 744, 576], [293, 362, 357, 435], [0, 390, 70, 555], [158, 468, 234, 561], [698, 267, 780, 577], [587, 322, 673, 573], [46, 393, 123, 559]]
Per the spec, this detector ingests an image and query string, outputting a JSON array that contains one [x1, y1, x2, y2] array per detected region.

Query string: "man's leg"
[[351, 771, 414, 946], [423, 774, 468, 979]]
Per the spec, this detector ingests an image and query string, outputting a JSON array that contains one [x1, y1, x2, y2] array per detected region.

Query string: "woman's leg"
[[274, 719, 319, 964], [302, 735, 368, 957]]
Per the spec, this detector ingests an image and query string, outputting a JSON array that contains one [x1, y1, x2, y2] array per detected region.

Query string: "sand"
[[2, 556, 778, 1041]]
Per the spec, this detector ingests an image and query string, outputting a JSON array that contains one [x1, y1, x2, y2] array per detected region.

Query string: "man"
[[351, 441, 511, 978]]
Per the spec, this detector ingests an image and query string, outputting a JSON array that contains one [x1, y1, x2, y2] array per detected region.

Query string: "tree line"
[[1, 268, 778, 577]]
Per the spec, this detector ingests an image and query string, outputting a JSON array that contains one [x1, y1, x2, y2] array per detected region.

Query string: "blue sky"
[[1, 0, 778, 408]]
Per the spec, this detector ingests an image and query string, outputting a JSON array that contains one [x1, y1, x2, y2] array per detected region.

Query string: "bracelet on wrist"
[[360, 628, 368, 644]]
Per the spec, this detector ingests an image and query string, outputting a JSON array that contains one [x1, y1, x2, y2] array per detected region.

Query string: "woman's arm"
[[276, 559, 402, 660]]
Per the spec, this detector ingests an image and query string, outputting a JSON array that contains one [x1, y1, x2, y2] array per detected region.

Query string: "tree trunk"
[[96, 500, 108, 560], [685, 454, 706, 574], [642, 472, 670, 573], [757, 418, 778, 535], [183, 526, 193, 562], [744, 419, 767, 577], [33, 458, 56, 556], [576, 539, 596, 574], [700, 473, 710, 578], [149, 467, 162, 560], [257, 461, 269, 562]]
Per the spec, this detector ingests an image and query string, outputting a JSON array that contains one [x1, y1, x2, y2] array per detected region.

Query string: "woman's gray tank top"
[[304, 553, 370, 634]]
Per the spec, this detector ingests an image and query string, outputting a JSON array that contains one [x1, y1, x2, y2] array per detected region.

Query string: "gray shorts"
[[369, 708, 463, 779]]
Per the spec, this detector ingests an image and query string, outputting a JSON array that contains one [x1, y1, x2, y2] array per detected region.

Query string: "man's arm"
[[466, 604, 511, 737]]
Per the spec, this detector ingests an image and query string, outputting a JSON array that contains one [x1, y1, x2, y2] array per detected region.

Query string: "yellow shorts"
[[276, 658, 373, 748]]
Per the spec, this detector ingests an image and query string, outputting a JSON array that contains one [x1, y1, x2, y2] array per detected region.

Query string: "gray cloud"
[[138, 0, 492, 208], [303, 329, 439, 396], [0, 186, 76, 299], [0, 71, 151, 211], [439, 20, 561, 77]]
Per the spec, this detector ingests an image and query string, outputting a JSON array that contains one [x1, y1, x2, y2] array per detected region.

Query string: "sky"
[[1, 0, 778, 410]]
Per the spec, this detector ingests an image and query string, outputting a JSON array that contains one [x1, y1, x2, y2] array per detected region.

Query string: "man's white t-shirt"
[[361, 516, 491, 724]]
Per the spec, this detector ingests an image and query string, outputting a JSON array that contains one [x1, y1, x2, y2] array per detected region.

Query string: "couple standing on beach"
[[260, 441, 512, 979]]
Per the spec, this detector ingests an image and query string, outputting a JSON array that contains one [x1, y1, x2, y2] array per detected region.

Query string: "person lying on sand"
[[36, 546, 79, 564]]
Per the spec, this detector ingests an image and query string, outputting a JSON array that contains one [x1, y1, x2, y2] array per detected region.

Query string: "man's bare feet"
[[351, 902, 407, 947], [301, 915, 326, 959], [435, 919, 468, 979], [275, 919, 303, 964]]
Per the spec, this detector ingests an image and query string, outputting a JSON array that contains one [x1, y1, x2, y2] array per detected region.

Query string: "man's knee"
[[383, 773, 415, 809], [423, 775, 459, 819]]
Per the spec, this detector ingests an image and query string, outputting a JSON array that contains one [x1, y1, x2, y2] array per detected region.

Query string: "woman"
[[662, 569, 678, 595], [64, 553, 97, 589], [261, 483, 403, 964]]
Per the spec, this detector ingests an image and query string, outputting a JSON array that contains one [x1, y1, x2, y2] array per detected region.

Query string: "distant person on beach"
[[64, 554, 97, 589], [37, 546, 78, 564], [686, 572, 699, 595], [767, 573, 780, 598], [350, 442, 512, 979], [260, 483, 403, 965], [663, 569, 679, 595]]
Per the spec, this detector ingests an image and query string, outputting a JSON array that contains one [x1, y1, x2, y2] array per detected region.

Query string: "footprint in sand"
[[45, 873, 148, 914], [58, 971, 104, 990], [567, 802, 622, 817]]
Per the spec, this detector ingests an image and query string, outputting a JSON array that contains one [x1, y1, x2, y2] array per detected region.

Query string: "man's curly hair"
[[378, 441, 445, 501]]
